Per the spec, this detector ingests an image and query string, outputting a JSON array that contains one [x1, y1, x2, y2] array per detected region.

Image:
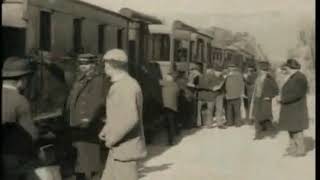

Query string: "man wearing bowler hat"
[[249, 61, 279, 140], [2, 57, 39, 180], [224, 62, 245, 127], [99, 49, 147, 180], [277, 59, 309, 157], [65, 54, 108, 180]]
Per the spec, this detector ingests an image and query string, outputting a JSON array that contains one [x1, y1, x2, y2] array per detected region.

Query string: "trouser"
[[163, 108, 179, 145], [2, 154, 40, 180], [178, 94, 193, 129], [197, 100, 214, 127], [288, 131, 305, 155], [255, 119, 274, 132], [226, 98, 242, 126], [213, 94, 226, 126], [244, 98, 253, 124], [101, 152, 139, 180]]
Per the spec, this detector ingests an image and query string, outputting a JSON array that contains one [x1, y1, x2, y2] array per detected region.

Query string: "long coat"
[[66, 71, 108, 142], [225, 71, 245, 100], [278, 71, 309, 131], [251, 74, 279, 122], [65, 70, 109, 175], [102, 74, 147, 161]]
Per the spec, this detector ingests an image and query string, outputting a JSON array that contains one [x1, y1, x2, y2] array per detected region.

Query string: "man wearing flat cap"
[[99, 49, 147, 180], [277, 59, 309, 157], [249, 61, 279, 140], [65, 54, 108, 180], [2, 57, 40, 180]]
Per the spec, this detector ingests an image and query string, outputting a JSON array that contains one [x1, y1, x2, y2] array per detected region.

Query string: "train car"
[[210, 45, 225, 70], [148, 20, 214, 77], [119, 8, 162, 79], [190, 29, 214, 71], [2, 0, 133, 120], [2, 0, 131, 60]]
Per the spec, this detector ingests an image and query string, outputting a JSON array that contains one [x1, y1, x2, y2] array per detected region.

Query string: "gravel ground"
[[139, 95, 315, 180]]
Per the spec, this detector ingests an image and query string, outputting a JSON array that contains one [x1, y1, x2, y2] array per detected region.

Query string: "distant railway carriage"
[[148, 20, 214, 77]]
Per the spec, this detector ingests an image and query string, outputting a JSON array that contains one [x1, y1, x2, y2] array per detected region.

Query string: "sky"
[[82, 0, 315, 63]]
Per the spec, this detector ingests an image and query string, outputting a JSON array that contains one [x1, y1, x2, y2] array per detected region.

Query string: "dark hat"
[[285, 59, 301, 70], [2, 57, 33, 78], [258, 61, 270, 71], [78, 53, 98, 64]]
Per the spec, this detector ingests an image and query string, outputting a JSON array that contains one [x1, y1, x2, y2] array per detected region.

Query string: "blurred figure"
[[160, 73, 180, 145], [243, 65, 257, 124], [249, 61, 279, 140], [224, 63, 245, 127], [176, 71, 194, 129], [65, 54, 107, 180], [99, 49, 147, 180], [211, 67, 227, 128], [187, 63, 202, 127], [277, 59, 309, 157], [2, 57, 39, 180], [197, 68, 216, 128]]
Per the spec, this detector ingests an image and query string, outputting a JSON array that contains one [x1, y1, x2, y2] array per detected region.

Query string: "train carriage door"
[[2, 27, 26, 60], [117, 28, 124, 49], [40, 11, 51, 51], [73, 18, 83, 53]]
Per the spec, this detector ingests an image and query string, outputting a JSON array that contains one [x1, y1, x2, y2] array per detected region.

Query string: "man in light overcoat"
[[99, 49, 147, 180]]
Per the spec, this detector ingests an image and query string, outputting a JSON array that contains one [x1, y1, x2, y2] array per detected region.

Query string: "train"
[[2, 0, 258, 140]]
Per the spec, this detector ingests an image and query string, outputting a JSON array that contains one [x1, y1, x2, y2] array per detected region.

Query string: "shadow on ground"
[[304, 136, 315, 153], [144, 127, 201, 161], [139, 163, 173, 178]]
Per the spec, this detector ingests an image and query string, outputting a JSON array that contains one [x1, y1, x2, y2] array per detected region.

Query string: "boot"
[[293, 132, 306, 157], [285, 137, 297, 155]]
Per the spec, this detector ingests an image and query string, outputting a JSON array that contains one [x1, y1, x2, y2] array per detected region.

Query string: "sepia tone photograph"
[[1, 0, 315, 180]]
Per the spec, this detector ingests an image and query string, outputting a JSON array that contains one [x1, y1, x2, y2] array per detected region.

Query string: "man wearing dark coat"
[[65, 54, 108, 180], [277, 59, 309, 157], [243, 65, 257, 124], [249, 61, 279, 140], [2, 57, 40, 180]]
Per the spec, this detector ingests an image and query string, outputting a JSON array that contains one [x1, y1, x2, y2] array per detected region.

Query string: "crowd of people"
[[163, 58, 310, 157], [2, 48, 310, 180]]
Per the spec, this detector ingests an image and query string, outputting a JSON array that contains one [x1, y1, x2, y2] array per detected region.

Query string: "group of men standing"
[[2, 49, 147, 180], [2, 46, 310, 180], [169, 58, 310, 157]]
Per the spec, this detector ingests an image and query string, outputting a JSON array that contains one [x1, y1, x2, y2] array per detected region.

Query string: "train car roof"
[[149, 24, 172, 34], [173, 20, 198, 32], [2, 0, 131, 28], [119, 8, 162, 24], [71, 0, 131, 21]]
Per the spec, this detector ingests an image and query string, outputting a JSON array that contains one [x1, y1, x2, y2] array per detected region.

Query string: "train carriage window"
[[189, 41, 194, 63], [40, 11, 51, 51], [98, 24, 105, 54], [73, 18, 83, 53], [196, 39, 204, 62], [117, 29, 123, 49], [151, 34, 170, 61], [174, 40, 187, 62], [207, 43, 211, 63]]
